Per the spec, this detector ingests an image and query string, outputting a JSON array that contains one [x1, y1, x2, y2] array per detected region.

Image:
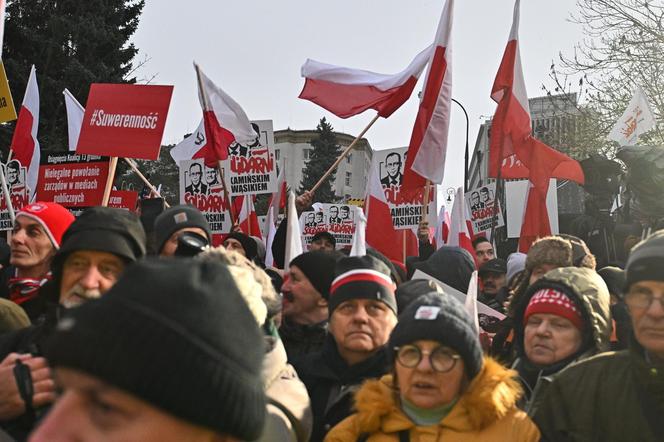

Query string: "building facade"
[[274, 128, 372, 202]]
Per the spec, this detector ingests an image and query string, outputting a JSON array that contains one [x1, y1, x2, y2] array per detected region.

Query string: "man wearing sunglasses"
[[535, 230, 664, 441], [293, 256, 398, 441]]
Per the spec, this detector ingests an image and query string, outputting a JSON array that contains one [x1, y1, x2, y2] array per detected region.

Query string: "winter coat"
[[324, 358, 540, 441], [509, 267, 612, 415], [279, 318, 328, 364], [259, 336, 313, 442], [293, 335, 389, 441], [533, 343, 664, 442]]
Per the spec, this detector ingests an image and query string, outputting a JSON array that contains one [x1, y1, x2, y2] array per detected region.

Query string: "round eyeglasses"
[[394, 345, 461, 373]]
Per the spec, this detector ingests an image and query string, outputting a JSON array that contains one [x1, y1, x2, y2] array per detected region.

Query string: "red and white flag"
[[434, 204, 451, 249], [299, 45, 432, 119], [448, 187, 475, 265], [63, 88, 84, 152], [194, 63, 257, 166], [284, 191, 303, 266], [170, 118, 207, 162], [233, 195, 262, 239], [10, 65, 40, 201], [264, 206, 277, 268], [403, 0, 455, 189]]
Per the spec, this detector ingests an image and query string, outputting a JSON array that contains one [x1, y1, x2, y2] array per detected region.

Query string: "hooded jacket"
[[408, 246, 475, 293], [509, 267, 612, 414], [324, 358, 539, 441]]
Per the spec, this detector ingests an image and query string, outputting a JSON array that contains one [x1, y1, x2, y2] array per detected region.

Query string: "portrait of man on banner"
[[184, 162, 208, 195], [380, 151, 403, 188]]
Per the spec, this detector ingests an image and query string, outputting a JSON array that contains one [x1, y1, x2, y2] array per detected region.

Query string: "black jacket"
[[293, 335, 388, 442], [279, 318, 328, 364]]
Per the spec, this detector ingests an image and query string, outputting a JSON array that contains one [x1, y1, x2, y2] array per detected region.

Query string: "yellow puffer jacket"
[[324, 358, 540, 442]]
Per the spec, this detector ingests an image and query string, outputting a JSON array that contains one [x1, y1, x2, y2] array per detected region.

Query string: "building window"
[[275, 149, 280, 161], [303, 149, 311, 160], [346, 153, 352, 164], [345, 172, 352, 186]]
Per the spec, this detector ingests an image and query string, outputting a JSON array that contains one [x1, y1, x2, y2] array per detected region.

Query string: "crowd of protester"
[[0, 196, 659, 441]]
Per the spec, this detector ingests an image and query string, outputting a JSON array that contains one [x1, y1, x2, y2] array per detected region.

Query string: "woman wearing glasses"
[[324, 293, 540, 441]]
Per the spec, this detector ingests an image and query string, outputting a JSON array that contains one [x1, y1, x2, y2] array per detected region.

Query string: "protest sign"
[[0, 61, 16, 123], [0, 160, 29, 230], [465, 183, 504, 234], [372, 147, 436, 230], [299, 203, 358, 249], [37, 153, 110, 207], [179, 158, 231, 237], [218, 119, 277, 196], [505, 179, 558, 237], [76, 83, 173, 160], [108, 190, 138, 211]]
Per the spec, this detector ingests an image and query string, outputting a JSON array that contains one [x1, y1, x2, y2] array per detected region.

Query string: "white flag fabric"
[[350, 207, 367, 257], [63, 88, 84, 152], [465, 270, 480, 336], [608, 86, 656, 146], [434, 204, 450, 250], [284, 191, 303, 267], [170, 119, 207, 162], [264, 206, 277, 268]]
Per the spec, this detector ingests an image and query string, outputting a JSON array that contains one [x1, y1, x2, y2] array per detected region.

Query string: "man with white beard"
[[0, 207, 146, 440]]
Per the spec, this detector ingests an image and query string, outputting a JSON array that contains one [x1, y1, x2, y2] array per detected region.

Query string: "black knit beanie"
[[225, 231, 258, 261], [44, 258, 266, 440], [626, 229, 664, 289], [289, 250, 338, 298], [329, 255, 397, 314], [153, 205, 211, 254], [388, 292, 484, 380]]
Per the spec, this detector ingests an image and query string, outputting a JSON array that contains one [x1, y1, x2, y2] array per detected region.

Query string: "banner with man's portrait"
[[465, 183, 505, 234], [299, 204, 358, 248], [179, 158, 231, 235], [0, 160, 30, 230], [372, 147, 436, 230]]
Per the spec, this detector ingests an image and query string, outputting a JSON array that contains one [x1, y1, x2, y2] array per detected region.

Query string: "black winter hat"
[[311, 231, 336, 248], [56, 207, 147, 264], [411, 246, 475, 293], [626, 229, 664, 289], [479, 258, 507, 276], [388, 292, 484, 380], [598, 266, 626, 299], [225, 231, 258, 261], [153, 205, 211, 254], [44, 258, 266, 440], [289, 250, 339, 298], [329, 255, 397, 314], [395, 279, 443, 314]]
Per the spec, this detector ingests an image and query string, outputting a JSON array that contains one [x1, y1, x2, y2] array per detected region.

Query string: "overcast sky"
[[131, 0, 583, 195]]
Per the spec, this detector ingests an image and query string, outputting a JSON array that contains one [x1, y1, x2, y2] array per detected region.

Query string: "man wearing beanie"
[[279, 250, 338, 362], [224, 231, 259, 262], [3, 202, 75, 320], [293, 255, 398, 441], [325, 292, 539, 441], [30, 258, 266, 441], [0, 207, 146, 440], [535, 230, 664, 441], [153, 204, 211, 256]]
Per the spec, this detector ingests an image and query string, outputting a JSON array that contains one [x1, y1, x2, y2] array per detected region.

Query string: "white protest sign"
[[372, 147, 436, 230], [505, 179, 558, 238], [299, 203, 358, 249], [465, 182, 504, 234]]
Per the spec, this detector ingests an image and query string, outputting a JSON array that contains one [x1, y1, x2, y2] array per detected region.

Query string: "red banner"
[[37, 153, 110, 207], [76, 84, 173, 160], [108, 190, 138, 211]]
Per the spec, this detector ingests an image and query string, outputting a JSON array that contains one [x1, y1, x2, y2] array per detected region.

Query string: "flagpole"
[[489, 141, 506, 242], [246, 196, 251, 236], [422, 180, 431, 224], [309, 113, 380, 194], [402, 229, 407, 262], [122, 158, 170, 208], [101, 157, 118, 206]]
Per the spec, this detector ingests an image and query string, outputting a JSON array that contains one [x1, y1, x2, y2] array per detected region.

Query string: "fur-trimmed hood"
[[349, 357, 524, 434]]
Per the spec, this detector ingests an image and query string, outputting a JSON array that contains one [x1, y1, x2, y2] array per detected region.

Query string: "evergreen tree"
[[0, 0, 145, 154], [298, 117, 342, 204]]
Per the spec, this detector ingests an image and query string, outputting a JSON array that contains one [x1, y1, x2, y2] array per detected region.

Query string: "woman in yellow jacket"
[[325, 293, 540, 441]]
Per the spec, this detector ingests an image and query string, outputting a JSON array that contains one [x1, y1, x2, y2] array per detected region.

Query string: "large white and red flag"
[[489, 0, 584, 251], [10, 65, 40, 201], [448, 186, 475, 265], [264, 206, 277, 268], [299, 45, 432, 119], [63, 88, 84, 152], [402, 0, 454, 189], [233, 195, 262, 239], [170, 118, 207, 162], [434, 204, 451, 249], [194, 63, 257, 166]]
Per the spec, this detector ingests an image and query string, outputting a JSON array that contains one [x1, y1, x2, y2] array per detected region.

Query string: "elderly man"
[[153, 205, 211, 256], [279, 251, 337, 361], [31, 258, 266, 442], [293, 255, 398, 441], [5, 202, 75, 320], [534, 230, 664, 441], [0, 207, 146, 440]]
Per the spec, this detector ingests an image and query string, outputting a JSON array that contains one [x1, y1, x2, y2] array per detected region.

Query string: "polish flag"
[[448, 187, 475, 266], [403, 0, 455, 189], [170, 118, 207, 162], [10, 65, 40, 201], [299, 44, 432, 119], [63, 89, 84, 152], [365, 161, 415, 262], [264, 206, 277, 268], [284, 191, 303, 266], [194, 63, 257, 166], [233, 195, 262, 239], [434, 204, 451, 249]]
